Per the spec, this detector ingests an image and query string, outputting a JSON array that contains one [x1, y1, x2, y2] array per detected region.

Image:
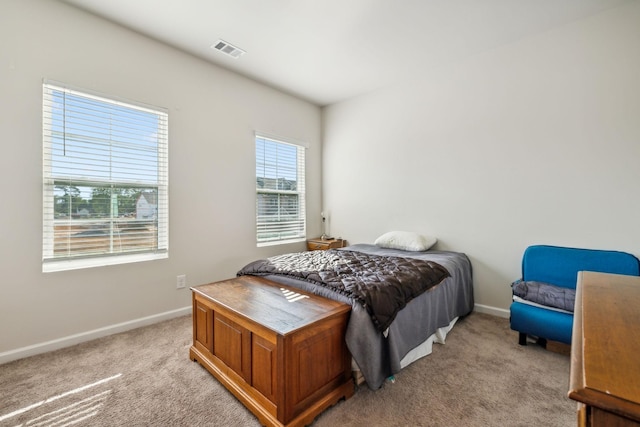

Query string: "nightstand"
[[307, 237, 345, 251]]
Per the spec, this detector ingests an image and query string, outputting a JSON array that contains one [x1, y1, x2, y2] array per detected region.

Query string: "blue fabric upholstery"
[[510, 245, 640, 345], [510, 301, 574, 344], [522, 245, 640, 288]]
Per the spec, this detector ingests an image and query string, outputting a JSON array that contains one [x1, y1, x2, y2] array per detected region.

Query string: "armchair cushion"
[[522, 245, 640, 289]]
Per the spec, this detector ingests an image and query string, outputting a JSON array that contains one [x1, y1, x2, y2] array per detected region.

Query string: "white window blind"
[[42, 82, 168, 272], [255, 135, 306, 246]]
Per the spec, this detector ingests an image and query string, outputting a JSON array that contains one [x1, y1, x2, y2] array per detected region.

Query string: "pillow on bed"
[[374, 231, 437, 252]]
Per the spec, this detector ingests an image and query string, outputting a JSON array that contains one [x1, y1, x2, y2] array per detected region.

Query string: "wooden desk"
[[568, 271, 640, 426], [190, 275, 353, 427]]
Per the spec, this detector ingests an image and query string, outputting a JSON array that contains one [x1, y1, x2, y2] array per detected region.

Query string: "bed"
[[237, 243, 474, 390]]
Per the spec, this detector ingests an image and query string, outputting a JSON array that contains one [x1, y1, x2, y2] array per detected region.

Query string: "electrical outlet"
[[176, 274, 186, 289]]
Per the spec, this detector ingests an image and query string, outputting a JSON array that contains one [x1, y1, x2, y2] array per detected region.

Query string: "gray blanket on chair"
[[511, 279, 575, 312]]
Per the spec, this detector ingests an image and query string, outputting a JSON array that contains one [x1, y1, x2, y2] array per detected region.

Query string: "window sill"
[[257, 237, 306, 248], [42, 251, 168, 273]]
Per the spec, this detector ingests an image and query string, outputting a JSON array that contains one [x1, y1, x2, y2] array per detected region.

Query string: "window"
[[42, 82, 168, 272], [255, 135, 306, 246]]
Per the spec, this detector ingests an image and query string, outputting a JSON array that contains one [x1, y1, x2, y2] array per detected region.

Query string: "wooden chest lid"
[[192, 275, 350, 335]]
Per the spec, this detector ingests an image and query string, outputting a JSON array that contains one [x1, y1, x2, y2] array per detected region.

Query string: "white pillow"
[[374, 231, 437, 252]]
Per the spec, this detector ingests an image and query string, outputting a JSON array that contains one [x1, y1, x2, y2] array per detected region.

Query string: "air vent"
[[212, 40, 246, 58]]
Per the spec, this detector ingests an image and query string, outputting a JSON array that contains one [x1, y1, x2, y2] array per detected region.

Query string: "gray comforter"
[[237, 249, 450, 332], [239, 244, 474, 390]]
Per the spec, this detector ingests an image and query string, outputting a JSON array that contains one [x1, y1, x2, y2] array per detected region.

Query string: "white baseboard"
[[474, 303, 510, 318], [0, 306, 192, 365], [1, 304, 509, 365]]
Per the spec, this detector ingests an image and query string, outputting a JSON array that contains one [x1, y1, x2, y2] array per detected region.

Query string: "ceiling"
[[60, 0, 630, 106]]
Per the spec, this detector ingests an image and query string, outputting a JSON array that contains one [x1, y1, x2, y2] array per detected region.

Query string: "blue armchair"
[[509, 245, 640, 346]]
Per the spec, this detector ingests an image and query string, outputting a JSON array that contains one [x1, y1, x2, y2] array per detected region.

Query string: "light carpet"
[[0, 312, 575, 426]]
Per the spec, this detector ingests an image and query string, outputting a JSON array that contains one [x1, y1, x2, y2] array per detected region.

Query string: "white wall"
[[0, 0, 322, 359], [322, 2, 640, 315]]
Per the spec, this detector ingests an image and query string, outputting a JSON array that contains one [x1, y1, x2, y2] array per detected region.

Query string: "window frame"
[[255, 133, 306, 247], [42, 81, 169, 272]]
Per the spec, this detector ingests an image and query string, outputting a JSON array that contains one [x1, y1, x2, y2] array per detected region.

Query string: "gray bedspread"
[[241, 244, 474, 390], [237, 249, 450, 332]]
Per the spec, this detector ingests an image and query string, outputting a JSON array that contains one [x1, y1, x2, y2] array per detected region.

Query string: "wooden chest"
[[189, 275, 353, 427]]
